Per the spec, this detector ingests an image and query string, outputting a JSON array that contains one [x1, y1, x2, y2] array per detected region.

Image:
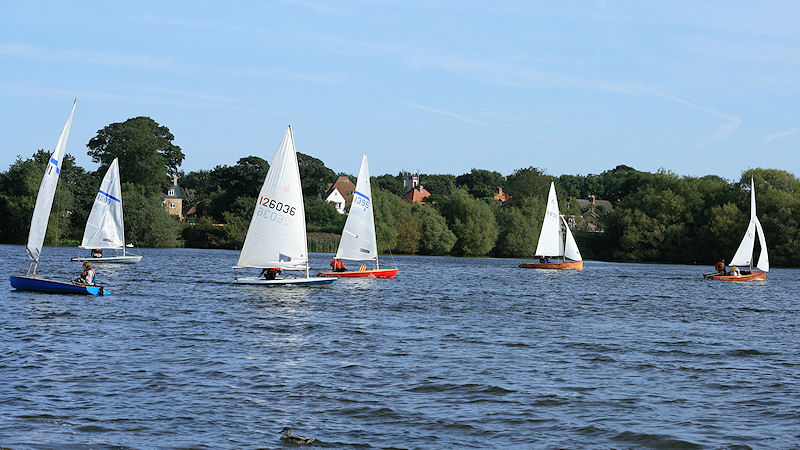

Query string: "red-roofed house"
[[325, 175, 356, 214]]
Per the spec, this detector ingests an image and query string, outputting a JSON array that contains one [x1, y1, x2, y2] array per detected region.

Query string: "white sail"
[[561, 215, 582, 261], [535, 182, 563, 257], [754, 216, 769, 272], [730, 220, 756, 267], [335, 154, 378, 261], [80, 158, 125, 250], [26, 99, 76, 263], [236, 126, 308, 270], [730, 177, 769, 271]]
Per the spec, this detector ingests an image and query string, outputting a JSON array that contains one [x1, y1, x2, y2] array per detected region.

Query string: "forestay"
[[535, 182, 564, 257], [236, 126, 308, 270], [26, 99, 76, 263], [80, 158, 124, 249], [335, 154, 378, 261]]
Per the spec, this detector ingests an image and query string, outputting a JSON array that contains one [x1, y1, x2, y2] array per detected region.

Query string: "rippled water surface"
[[2, 245, 799, 448]]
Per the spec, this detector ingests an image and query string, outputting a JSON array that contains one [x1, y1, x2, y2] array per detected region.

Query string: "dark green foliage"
[[493, 203, 543, 257], [297, 152, 337, 198], [455, 168, 505, 198], [87, 117, 184, 192], [305, 197, 346, 233], [412, 204, 456, 255], [373, 173, 406, 196], [439, 188, 498, 255], [121, 183, 181, 247]]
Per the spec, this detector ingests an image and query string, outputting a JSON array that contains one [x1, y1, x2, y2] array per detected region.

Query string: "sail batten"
[[80, 158, 125, 250], [26, 99, 76, 263], [236, 126, 309, 270], [335, 154, 378, 261]]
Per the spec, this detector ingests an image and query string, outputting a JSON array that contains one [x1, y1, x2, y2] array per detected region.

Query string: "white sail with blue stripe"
[[26, 99, 76, 264], [335, 154, 378, 262], [80, 158, 125, 250]]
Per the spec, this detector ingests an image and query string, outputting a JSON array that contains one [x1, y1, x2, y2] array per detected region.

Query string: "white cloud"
[[390, 96, 487, 126], [763, 127, 800, 145]]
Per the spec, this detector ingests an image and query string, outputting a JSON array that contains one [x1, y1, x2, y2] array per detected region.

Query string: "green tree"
[[439, 188, 498, 255], [455, 168, 505, 198], [297, 152, 337, 198], [412, 204, 456, 255], [121, 183, 181, 247], [87, 117, 184, 191], [493, 204, 542, 257], [504, 166, 551, 201]]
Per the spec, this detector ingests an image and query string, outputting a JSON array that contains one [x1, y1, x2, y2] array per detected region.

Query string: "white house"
[[326, 188, 347, 214]]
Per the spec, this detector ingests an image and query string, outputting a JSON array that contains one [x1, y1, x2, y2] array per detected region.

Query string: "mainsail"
[[26, 99, 76, 264], [335, 154, 378, 261], [236, 126, 308, 271], [535, 182, 562, 257], [80, 158, 125, 250]]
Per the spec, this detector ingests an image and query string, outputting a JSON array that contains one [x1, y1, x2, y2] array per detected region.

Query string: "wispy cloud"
[[390, 96, 487, 126], [763, 127, 800, 145], [0, 42, 181, 71]]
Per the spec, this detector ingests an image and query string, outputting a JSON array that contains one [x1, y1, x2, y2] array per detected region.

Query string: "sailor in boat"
[[715, 258, 726, 275], [330, 258, 347, 272], [91, 248, 102, 258], [730, 265, 740, 277], [75, 261, 96, 285], [259, 268, 281, 280]]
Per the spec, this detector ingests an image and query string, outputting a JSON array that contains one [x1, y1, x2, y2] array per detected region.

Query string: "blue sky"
[[1, 1, 798, 181]]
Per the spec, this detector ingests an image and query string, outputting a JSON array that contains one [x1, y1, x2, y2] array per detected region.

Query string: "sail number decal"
[[256, 196, 297, 227], [352, 191, 370, 212], [258, 196, 296, 216]]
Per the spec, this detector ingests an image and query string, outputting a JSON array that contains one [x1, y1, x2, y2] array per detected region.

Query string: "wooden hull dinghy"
[[705, 177, 768, 282], [703, 271, 765, 281], [519, 260, 583, 270], [10, 275, 109, 295], [519, 182, 584, 271]]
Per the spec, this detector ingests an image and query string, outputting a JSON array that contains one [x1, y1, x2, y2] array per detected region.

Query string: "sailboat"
[[70, 158, 142, 264], [519, 181, 583, 270], [10, 100, 109, 295], [233, 125, 334, 286], [704, 177, 768, 281], [318, 154, 398, 278]]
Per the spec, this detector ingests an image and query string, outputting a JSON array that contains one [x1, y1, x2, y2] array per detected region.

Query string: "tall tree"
[[87, 117, 184, 192], [439, 188, 498, 255]]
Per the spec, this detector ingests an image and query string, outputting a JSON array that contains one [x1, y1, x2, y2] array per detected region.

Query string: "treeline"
[[2, 115, 798, 266]]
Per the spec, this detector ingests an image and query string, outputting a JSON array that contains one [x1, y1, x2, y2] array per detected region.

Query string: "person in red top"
[[330, 258, 347, 272], [715, 258, 726, 275]]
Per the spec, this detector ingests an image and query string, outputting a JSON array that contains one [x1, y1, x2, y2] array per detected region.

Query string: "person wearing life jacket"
[[259, 268, 281, 280], [715, 258, 726, 275], [76, 261, 96, 285], [330, 258, 347, 272]]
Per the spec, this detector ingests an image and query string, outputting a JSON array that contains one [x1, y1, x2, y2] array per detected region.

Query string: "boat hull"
[[317, 268, 398, 278], [70, 255, 142, 264], [519, 260, 583, 270], [10, 275, 109, 295], [703, 271, 766, 281], [234, 276, 335, 286]]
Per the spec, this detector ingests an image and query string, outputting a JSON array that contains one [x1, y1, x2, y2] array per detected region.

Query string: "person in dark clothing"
[[259, 268, 281, 280], [715, 258, 726, 275]]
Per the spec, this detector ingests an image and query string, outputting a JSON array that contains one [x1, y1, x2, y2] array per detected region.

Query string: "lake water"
[[1, 245, 798, 448]]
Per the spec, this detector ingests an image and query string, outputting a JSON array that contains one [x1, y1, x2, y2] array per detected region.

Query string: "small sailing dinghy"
[[704, 177, 768, 281], [10, 100, 109, 296], [233, 126, 334, 287], [318, 154, 398, 278], [71, 158, 142, 264], [519, 181, 583, 270]]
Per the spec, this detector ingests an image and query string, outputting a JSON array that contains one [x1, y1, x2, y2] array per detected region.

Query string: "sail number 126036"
[[258, 196, 296, 216]]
